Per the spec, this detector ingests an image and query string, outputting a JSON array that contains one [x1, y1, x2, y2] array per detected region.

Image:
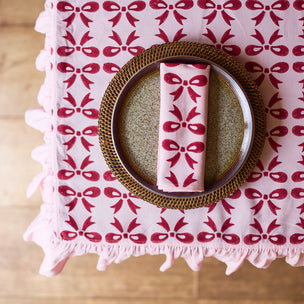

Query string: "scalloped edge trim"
[[23, 1, 304, 278]]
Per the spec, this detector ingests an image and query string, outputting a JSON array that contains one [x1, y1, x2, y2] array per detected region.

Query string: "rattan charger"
[[98, 42, 265, 209]]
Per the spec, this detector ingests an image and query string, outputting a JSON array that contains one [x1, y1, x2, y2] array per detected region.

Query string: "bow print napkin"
[[157, 63, 210, 192]]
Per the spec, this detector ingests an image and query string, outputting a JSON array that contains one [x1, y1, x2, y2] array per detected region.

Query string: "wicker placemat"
[[98, 42, 265, 209]]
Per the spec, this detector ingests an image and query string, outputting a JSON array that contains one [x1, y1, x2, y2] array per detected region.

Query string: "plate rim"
[[98, 42, 266, 209]]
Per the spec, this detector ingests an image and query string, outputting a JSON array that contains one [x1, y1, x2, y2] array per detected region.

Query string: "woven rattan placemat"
[[98, 42, 265, 209]]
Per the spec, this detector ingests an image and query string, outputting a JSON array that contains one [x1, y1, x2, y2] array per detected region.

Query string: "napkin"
[[157, 63, 210, 192]]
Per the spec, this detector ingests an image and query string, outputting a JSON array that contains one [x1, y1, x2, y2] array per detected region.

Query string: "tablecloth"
[[24, 0, 304, 277]]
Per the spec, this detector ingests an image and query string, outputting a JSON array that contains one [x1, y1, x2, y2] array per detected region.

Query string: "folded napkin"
[[157, 63, 210, 192]]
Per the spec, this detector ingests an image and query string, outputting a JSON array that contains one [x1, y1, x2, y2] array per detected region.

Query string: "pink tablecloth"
[[24, 0, 304, 277]]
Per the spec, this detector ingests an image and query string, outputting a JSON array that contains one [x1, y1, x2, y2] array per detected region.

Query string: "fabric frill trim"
[[23, 1, 304, 278]]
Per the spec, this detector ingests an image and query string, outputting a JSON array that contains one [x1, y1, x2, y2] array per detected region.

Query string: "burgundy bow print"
[[150, 0, 194, 25], [105, 218, 147, 244], [290, 218, 304, 244], [104, 187, 140, 214], [197, 217, 240, 245], [293, 62, 304, 73], [294, 0, 304, 10], [245, 61, 289, 89], [59, 185, 100, 212], [103, 62, 121, 74], [162, 139, 204, 169], [266, 126, 288, 152], [165, 171, 197, 188], [203, 28, 241, 56], [103, 1, 146, 27], [151, 217, 194, 244], [245, 0, 290, 26], [293, 44, 304, 57], [163, 105, 206, 135], [291, 188, 304, 200], [292, 171, 304, 183], [198, 0, 242, 25], [159, 207, 185, 214], [57, 154, 100, 182], [57, 124, 98, 151], [247, 156, 287, 183], [57, 62, 100, 89], [57, 92, 98, 119], [292, 125, 304, 137], [265, 92, 288, 120], [155, 28, 187, 43], [61, 215, 101, 242], [57, 1, 99, 27], [246, 29, 289, 57], [244, 218, 286, 245], [103, 170, 117, 181], [103, 31, 145, 57], [293, 107, 304, 119], [57, 31, 100, 57], [207, 189, 241, 214], [164, 71, 208, 103], [245, 188, 287, 215]]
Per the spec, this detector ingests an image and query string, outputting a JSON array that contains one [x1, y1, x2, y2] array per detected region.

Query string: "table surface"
[[1, 0, 304, 303]]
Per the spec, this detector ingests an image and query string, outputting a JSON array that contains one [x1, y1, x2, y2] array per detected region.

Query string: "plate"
[[98, 42, 265, 209]]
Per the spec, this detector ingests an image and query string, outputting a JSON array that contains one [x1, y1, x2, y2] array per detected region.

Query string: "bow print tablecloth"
[[24, 0, 304, 277]]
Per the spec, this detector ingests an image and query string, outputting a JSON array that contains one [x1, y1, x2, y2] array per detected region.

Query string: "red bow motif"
[[164, 70, 208, 103], [198, 0, 242, 25], [203, 28, 241, 56], [207, 189, 241, 214], [293, 62, 304, 73], [150, 0, 194, 25], [57, 124, 98, 151], [247, 156, 287, 183], [103, 1, 146, 27], [151, 217, 194, 244], [61, 216, 102, 242], [103, 62, 121, 74], [57, 154, 100, 182], [293, 107, 304, 119], [104, 187, 140, 214], [58, 185, 101, 212], [162, 139, 204, 169], [103, 170, 117, 181], [57, 1, 99, 27], [245, 188, 287, 215], [292, 171, 304, 183], [292, 125, 304, 137], [245, 61, 289, 89], [197, 217, 240, 245], [57, 31, 100, 57], [57, 62, 100, 89], [245, 29, 289, 57], [265, 126, 288, 152], [245, 0, 290, 26], [244, 218, 286, 245], [294, 0, 304, 10], [155, 28, 187, 43], [163, 105, 205, 135], [264, 92, 288, 120], [293, 44, 304, 57], [57, 92, 98, 119], [290, 218, 304, 244], [291, 189, 304, 216], [105, 218, 147, 244], [103, 31, 145, 57]]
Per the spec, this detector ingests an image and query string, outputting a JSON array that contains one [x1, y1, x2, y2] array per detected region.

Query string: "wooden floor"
[[1, 1, 304, 303]]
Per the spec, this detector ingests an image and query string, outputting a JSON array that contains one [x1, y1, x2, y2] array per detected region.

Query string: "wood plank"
[[0, 26, 44, 116], [198, 257, 304, 302], [0, 207, 197, 299], [0, 119, 43, 207], [0, 299, 301, 304], [0, 0, 44, 26]]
